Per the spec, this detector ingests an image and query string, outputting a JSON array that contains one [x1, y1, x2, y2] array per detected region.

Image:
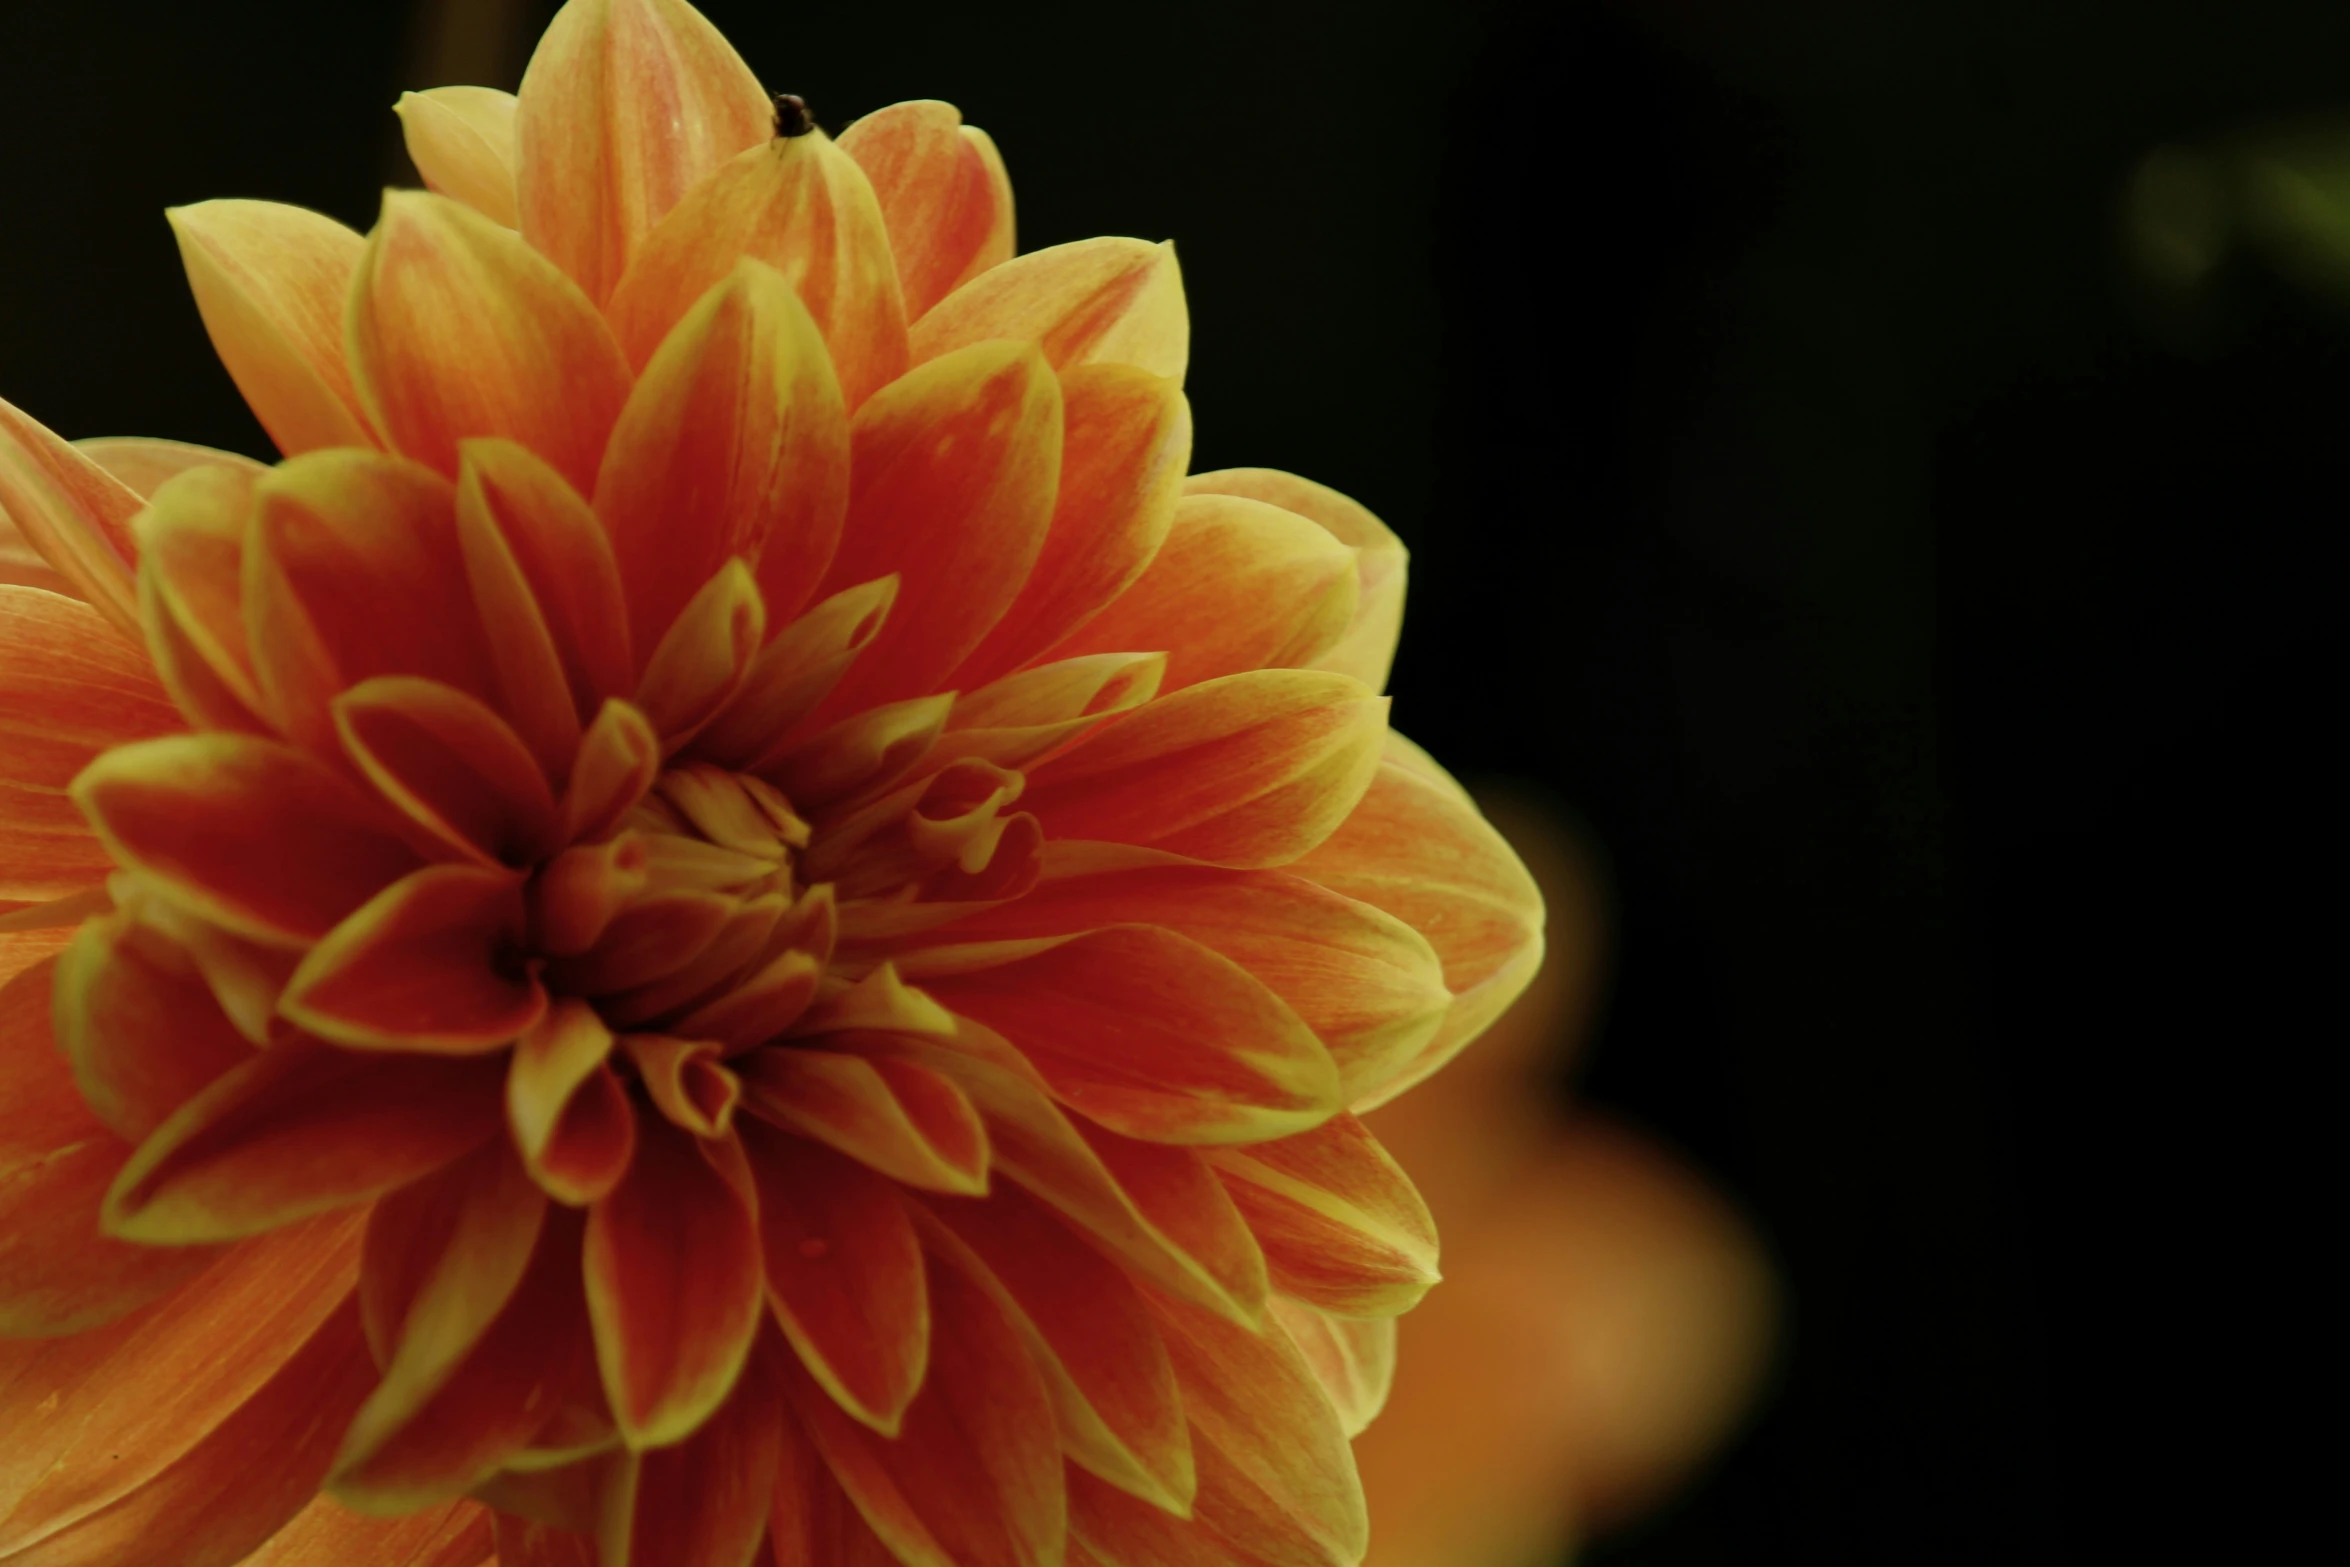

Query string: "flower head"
[[0, 3, 1542, 1564]]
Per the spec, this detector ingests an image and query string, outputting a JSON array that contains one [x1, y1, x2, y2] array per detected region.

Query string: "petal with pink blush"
[[1186, 469, 1408, 694], [1208, 1114, 1440, 1318], [605, 134, 905, 409], [348, 191, 632, 497], [165, 200, 376, 458], [808, 341, 1062, 722], [515, 0, 775, 306], [397, 88, 521, 228], [1022, 670, 1389, 870], [840, 101, 1015, 319], [1290, 743, 1545, 1109], [911, 237, 1187, 381], [1268, 1297, 1394, 1440], [914, 926, 1340, 1146], [75, 437, 266, 501], [0, 396, 143, 638], [0, 586, 182, 902], [599, 260, 848, 656], [455, 438, 633, 773], [131, 464, 270, 735], [1049, 493, 1357, 694], [951, 364, 1191, 688]]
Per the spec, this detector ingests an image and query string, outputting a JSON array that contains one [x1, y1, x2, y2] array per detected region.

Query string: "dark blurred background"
[[3, 0, 2340, 1560]]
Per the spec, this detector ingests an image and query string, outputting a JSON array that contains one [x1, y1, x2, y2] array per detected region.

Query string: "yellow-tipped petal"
[[166, 200, 377, 458], [515, 0, 775, 305], [606, 132, 908, 408], [838, 100, 1015, 320], [347, 190, 632, 497], [398, 87, 521, 228], [1187, 468, 1408, 693], [911, 237, 1188, 381], [0, 396, 144, 639], [596, 259, 848, 654]]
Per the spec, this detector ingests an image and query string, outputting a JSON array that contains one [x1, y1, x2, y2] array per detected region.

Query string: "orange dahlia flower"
[[0, 3, 1542, 1565]]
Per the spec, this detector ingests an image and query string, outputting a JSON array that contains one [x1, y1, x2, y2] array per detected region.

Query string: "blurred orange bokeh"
[[1357, 795, 1775, 1567]]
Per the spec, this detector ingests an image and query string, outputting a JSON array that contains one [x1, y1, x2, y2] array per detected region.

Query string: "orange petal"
[[561, 698, 663, 843], [336, 677, 559, 867], [1290, 742, 1544, 1109], [951, 364, 1191, 688], [807, 340, 1062, 721], [0, 957, 221, 1336], [74, 733, 424, 946], [1185, 469, 1406, 693], [0, 509, 71, 598], [1022, 669, 1388, 869], [1267, 1297, 1393, 1440], [1207, 1114, 1438, 1318], [130, 463, 270, 735], [544, 888, 733, 996], [337, 1170, 594, 1513], [839, 100, 1015, 320], [920, 1183, 1193, 1514], [240, 1496, 494, 1567], [692, 574, 897, 769], [348, 190, 633, 495], [606, 1333, 786, 1567], [0, 1299, 378, 1567], [0, 1207, 359, 1552], [925, 653, 1164, 776], [455, 438, 633, 774], [244, 450, 495, 749], [838, 1019, 1267, 1324], [584, 1117, 765, 1446], [911, 237, 1187, 380], [787, 1230, 1065, 1567], [606, 134, 906, 409], [1068, 1438, 1350, 1567], [1149, 1290, 1366, 1567], [739, 1046, 988, 1195], [104, 1038, 505, 1244], [397, 88, 521, 227], [121, 895, 302, 1047], [53, 909, 254, 1142], [755, 692, 954, 814], [281, 865, 544, 1053], [513, 0, 774, 306], [767, 1406, 906, 1567], [76, 436, 267, 500], [0, 586, 181, 902], [632, 559, 766, 749], [164, 200, 376, 457], [508, 1002, 637, 1206], [741, 1122, 929, 1434], [914, 926, 1341, 1146], [1047, 493, 1358, 693], [0, 397, 142, 639], [623, 1033, 743, 1136], [597, 262, 848, 656], [921, 848, 1448, 1101]]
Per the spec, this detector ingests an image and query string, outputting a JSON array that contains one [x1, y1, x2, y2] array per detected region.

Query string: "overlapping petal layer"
[[0, 3, 1542, 1565]]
